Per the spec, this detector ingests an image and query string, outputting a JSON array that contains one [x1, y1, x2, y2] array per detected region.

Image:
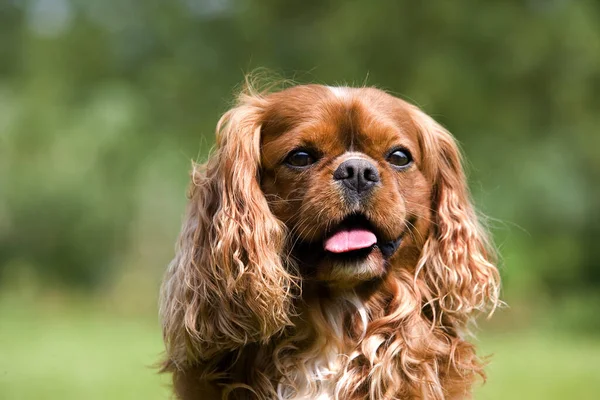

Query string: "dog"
[[160, 83, 500, 399]]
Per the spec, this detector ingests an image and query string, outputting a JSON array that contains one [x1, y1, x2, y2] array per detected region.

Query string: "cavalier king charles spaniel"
[[160, 84, 500, 400]]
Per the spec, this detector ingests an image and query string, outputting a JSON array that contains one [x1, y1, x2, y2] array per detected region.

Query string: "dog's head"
[[161, 84, 499, 365], [260, 85, 432, 288]]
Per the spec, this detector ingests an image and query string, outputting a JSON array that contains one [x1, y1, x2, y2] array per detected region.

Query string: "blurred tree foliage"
[[0, 1, 598, 305]]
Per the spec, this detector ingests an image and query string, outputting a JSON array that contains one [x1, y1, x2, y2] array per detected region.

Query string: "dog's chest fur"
[[275, 293, 368, 400]]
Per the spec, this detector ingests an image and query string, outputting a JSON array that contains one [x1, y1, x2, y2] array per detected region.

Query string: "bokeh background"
[[1, 1, 599, 399]]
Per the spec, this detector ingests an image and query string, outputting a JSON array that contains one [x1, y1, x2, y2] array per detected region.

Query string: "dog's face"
[[260, 86, 432, 287]]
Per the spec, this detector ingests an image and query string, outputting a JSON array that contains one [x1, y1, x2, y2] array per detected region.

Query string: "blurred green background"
[[1, 1, 599, 399]]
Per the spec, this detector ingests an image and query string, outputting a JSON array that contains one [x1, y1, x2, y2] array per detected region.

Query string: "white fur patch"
[[327, 86, 350, 100], [278, 293, 368, 400]]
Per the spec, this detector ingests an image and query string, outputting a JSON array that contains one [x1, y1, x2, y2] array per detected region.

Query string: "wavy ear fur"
[[160, 93, 296, 367], [411, 106, 500, 321]]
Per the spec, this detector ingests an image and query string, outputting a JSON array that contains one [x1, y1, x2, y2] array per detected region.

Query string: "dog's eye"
[[387, 149, 412, 168], [285, 150, 316, 168]]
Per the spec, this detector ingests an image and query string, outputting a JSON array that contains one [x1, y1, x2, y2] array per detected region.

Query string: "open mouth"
[[323, 214, 402, 260], [289, 213, 404, 283]]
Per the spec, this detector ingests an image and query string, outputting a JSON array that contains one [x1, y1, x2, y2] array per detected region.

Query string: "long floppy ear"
[[160, 93, 296, 367], [411, 106, 500, 321]]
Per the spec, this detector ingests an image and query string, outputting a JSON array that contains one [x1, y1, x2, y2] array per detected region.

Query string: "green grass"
[[0, 298, 169, 400], [1, 298, 599, 399], [475, 331, 600, 400]]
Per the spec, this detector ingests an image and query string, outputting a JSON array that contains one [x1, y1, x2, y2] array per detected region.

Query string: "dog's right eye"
[[285, 150, 317, 168]]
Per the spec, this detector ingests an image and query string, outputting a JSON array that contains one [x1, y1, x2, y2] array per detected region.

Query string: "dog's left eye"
[[285, 150, 316, 168], [387, 149, 412, 168]]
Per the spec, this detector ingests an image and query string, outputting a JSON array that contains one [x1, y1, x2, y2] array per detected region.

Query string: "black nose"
[[333, 158, 380, 196]]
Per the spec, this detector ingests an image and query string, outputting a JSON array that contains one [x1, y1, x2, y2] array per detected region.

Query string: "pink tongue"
[[324, 229, 377, 253]]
